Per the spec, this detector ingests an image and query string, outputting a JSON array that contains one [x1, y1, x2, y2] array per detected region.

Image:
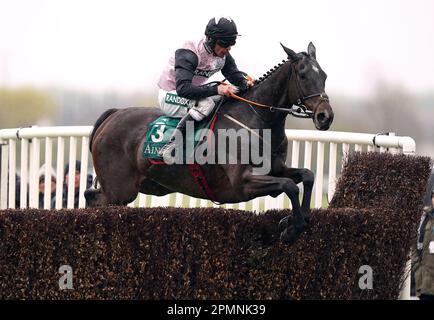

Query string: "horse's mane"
[[255, 58, 289, 85], [255, 52, 310, 86], [237, 57, 291, 99], [244, 52, 310, 96]]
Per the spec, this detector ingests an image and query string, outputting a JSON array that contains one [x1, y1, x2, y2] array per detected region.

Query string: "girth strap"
[[187, 164, 219, 204]]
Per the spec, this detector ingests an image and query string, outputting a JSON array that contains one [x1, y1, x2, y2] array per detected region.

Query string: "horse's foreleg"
[[277, 167, 314, 223], [243, 174, 307, 244]]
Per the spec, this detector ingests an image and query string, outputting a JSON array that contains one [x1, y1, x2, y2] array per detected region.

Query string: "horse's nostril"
[[317, 112, 327, 123]]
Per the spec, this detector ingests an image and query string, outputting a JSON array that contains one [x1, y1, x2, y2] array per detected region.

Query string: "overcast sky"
[[1, 0, 434, 97]]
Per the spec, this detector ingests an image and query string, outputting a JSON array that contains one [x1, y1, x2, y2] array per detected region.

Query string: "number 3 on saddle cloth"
[[142, 112, 218, 162], [142, 112, 219, 203]]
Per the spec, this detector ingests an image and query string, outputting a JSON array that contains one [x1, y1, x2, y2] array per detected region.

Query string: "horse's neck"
[[243, 63, 292, 151], [246, 63, 291, 107], [222, 63, 290, 127]]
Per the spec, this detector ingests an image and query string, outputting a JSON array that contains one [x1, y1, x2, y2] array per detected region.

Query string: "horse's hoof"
[[303, 211, 311, 224], [280, 225, 298, 244], [278, 216, 291, 232], [280, 222, 306, 245], [84, 189, 98, 206]]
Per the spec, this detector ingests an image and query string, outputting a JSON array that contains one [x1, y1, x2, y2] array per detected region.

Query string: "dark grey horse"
[[85, 43, 334, 243]]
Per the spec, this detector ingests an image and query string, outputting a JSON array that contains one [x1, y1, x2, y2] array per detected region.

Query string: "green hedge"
[[0, 153, 431, 299]]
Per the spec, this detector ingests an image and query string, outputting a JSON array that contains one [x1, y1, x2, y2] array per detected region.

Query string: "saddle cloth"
[[142, 115, 216, 160]]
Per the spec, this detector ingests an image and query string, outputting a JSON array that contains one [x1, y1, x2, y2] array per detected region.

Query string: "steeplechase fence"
[[0, 125, 419, 300]]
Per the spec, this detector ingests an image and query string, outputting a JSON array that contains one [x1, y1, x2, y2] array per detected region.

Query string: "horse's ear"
[[308, 42, 316, 60], [280, 43, 298, 61]]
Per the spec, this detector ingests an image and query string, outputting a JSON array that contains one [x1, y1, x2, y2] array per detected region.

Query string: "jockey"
[[157, 16, 255, 159]]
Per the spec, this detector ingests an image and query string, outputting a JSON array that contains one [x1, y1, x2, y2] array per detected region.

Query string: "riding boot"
[[158, 113, 195, 159]]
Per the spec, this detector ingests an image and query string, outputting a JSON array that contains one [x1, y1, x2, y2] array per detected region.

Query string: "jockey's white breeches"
[[158, 89, 219, 121]]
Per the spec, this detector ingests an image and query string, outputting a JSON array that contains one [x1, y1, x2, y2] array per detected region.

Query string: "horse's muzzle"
[[314, 110, 334, 131]]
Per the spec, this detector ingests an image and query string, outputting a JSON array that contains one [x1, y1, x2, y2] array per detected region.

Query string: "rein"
[[227, 90, 314, 119]]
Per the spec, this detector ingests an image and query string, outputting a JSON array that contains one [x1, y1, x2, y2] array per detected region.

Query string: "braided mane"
[[255, 52, 310, 85], [255, 59, 289, 85]]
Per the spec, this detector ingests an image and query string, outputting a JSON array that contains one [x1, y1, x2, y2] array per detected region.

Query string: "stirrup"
[[158, 141, 175, 158]]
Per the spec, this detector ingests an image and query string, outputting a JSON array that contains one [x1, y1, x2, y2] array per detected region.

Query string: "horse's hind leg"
[[91, 161, 142, 206], [139, 179, 172, 196], [84, 187, 108, 207], [89, 168, 173, 207], [85, 178, 172, 207]]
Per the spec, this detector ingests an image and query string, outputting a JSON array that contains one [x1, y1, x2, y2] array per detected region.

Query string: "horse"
[[84, 42, 334, 243]]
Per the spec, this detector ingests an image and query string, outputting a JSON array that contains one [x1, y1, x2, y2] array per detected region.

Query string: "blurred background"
[[0, 0, 433, 157]]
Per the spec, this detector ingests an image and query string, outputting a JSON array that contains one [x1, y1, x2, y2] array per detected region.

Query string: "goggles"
[[216, 38, 236, 48]]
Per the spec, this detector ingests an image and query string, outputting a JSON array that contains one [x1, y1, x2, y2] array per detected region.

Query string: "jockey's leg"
[[158, 92, 217, 160], [157, 88, 193, 159], [158, 112, 194, 159], [157, 89, 190, 118]]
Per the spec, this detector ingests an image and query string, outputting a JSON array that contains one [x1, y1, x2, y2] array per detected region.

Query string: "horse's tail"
[[89, 108, 119, 152]]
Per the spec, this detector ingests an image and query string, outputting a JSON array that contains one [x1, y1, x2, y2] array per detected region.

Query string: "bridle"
[[290, 59, 330, 117]]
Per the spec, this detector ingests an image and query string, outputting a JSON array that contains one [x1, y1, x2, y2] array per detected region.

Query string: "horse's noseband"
[[295, 93, 329, 117]]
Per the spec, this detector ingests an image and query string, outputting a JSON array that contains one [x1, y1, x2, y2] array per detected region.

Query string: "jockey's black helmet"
[[205, 17, 239, 48]]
